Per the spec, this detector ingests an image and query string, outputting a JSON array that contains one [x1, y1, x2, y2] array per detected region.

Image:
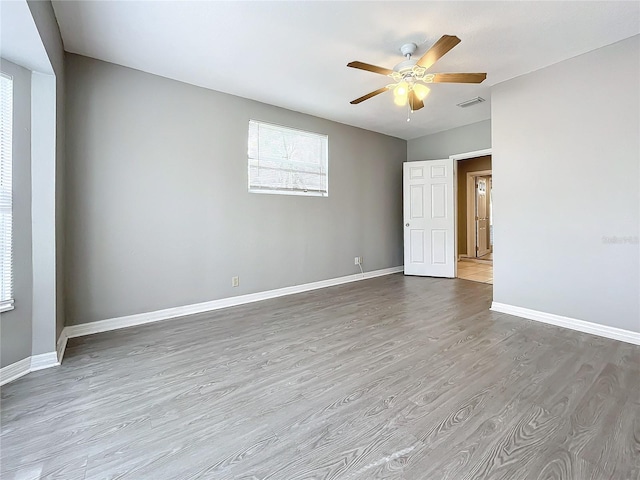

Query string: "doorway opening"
[[401, 150, 492, 282], [454, 154, 492, 284]]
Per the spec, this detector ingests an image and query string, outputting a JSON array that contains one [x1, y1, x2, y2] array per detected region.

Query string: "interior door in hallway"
[[403, 160, 455, 277], [476, 176, 490, 257]]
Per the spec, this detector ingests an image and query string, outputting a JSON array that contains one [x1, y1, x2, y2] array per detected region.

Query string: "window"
[[1, 73, 13, 312], [248, 120, 328, 196]]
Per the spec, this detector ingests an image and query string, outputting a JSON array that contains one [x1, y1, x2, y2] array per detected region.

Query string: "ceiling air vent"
[[456, 97, 486, 108]]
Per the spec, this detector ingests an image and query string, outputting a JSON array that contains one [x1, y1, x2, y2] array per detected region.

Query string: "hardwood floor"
[[1, 274, 638, 479]]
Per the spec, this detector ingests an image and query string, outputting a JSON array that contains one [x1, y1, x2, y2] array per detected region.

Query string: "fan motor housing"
[[394, 59, 418, 73], [395, 43, 419, 73]]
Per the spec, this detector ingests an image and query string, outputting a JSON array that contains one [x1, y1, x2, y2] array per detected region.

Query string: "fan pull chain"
[[407, 103, 411, 122]]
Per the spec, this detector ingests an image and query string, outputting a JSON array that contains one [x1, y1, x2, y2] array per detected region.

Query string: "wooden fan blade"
[[430, 73, 487, 83], [350, 87, 389, 104], [347, 61, 395, 76], [416, 35, 461, 69], [409, 91, 424, 111]]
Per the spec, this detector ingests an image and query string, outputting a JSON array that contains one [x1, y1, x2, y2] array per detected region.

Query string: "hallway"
[[457, 260, 493, 284]]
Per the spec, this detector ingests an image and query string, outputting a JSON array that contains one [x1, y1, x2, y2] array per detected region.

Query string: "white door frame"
[[449, 148, 492, 275], [466, 169, 493, 258]]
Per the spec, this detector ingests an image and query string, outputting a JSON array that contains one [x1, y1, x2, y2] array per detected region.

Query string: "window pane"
[[0, 72, 13, 308], [248, 120, 328, 196]]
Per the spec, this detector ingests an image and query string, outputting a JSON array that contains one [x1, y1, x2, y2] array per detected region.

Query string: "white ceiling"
[[51, 1, 639, 140], [1, 0, 53, 74]]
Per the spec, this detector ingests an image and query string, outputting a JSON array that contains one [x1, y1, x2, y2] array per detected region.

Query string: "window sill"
[[1, 301, 15, 313], [249, 189, 328, 197]]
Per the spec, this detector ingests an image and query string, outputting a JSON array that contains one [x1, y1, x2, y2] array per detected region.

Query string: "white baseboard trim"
[[0, 357, 31, 386], [491, 302, 640, 346], [30, 352, 60, 372], [57, 331, 68, 364], [0, 351, 59, 386], [62, 266, 405, 343]]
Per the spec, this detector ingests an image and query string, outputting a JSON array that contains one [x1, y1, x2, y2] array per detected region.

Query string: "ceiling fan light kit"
[[347, 35, 487, 116]]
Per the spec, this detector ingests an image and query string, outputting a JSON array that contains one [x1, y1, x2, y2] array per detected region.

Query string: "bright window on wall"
[[248, 120, 328, 196], [0, 72, 13, 312]]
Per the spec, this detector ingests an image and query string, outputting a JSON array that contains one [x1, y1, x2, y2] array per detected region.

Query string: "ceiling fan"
[[348, 35, 486, 112]]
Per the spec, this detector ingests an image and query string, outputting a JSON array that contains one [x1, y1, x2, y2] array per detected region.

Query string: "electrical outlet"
[[354, 257, 360, 265], [232, 276, 239, 287]]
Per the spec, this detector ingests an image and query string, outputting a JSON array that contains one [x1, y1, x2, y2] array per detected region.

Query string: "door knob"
[[406, 223, 410, 227]]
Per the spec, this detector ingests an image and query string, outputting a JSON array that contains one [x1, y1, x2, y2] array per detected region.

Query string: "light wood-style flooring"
[[1, 274, 638, 479], [458, 260, 493, 284]]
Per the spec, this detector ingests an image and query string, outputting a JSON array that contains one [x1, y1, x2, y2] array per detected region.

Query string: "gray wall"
[[0, 59, 33, 368], [492, 35, 639, 332], [65, 54, 406, 326], [30, 71, 58, 356], [407, 120, 491, 161], [27, 0, 66, 344]]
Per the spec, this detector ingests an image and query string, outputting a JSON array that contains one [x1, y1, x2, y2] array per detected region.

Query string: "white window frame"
[[248, 120, 329, 197], [1, 72, 14, 312]]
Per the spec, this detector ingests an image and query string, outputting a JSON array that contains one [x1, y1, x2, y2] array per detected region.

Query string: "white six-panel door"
[[403, 160, 455, 277]]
